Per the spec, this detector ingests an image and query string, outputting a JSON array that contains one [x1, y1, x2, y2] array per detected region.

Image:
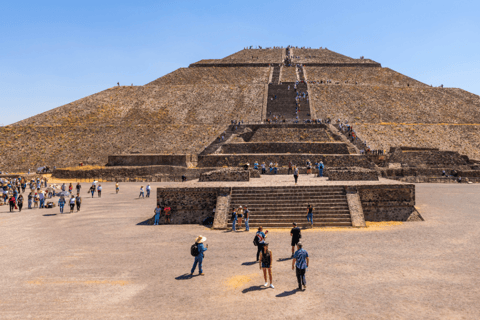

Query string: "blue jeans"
[[318, 169, 323, 177], [140, 192, 144, 198], [147, 190, 150, 197], [28, 200, 32, 209], [91, 191, 94, 197], [245, 218, 249, 231], [307, 214, 313, 224], [59, 205, 64, 214], [232, 218, 237, 231], [154, 214, 160, 225], [191, 255, 203, 274]]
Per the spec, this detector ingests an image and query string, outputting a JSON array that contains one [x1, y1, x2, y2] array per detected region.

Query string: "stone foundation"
[[199, 168, 250, 182], [328, 167, 379, 181], [218, 142, 350, 154], [107, 154, 197, 167]]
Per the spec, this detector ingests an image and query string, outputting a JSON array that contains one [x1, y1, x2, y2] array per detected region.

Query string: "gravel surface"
[[0, 182, 479, 319]]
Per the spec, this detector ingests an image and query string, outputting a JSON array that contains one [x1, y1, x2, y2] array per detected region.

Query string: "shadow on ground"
[[276, 289, 298, 297], [241, 261, 257, 266], [242, 285, 269, 293], [175, 274, 200, 280]]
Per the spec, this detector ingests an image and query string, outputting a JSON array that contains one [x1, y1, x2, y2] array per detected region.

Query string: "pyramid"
[[1, 47, 479, 171]]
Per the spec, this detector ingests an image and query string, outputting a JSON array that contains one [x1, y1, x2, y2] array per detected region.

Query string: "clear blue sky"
[[1, 0, 479, 125]]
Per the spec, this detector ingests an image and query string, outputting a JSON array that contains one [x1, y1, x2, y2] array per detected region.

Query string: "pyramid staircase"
[[227, 186, 352, 228]]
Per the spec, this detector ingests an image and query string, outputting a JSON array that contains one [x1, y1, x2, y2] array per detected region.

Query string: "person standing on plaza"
[[290, 222, 301, 257], [259, 243, 274, 288], [8, 195, 16, 212], [76, 193, 82, 212], [191, 235, 208, 276], [39, 191, 45, 209], [293, 166, 299, 185], [115, 182, 119, 194], [154, 204, 161, 225], [231, 207, 237, 231], [237, 206, 243, 230], [146, 184, 151, 198], [58, 196, 66, 214], [244, 206, 250, 231], [68, 183, 73, 194], [255, 226, 268, 261], [17, 194, 24, 212], [61, 183, 66, 192], [27, 192, 33, 209], [97, 184, 102, 198], [69, 196, 75, 213], [139, 186, 145, 198], [76, 183, 81, 195], [164, 206, 171, 224], [89, 185, 95, 198], [292, 242, 309, 290], [317, 161, 324, 177], [307, 204, 314, 227]]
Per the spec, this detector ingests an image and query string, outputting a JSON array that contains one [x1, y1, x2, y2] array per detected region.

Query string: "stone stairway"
[[227, 186, 352, 228], [271, 65, 280, 84]]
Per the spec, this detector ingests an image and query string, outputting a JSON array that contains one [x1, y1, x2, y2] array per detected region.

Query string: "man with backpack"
[[191, 235, 208, 276], [254, 226, 268, 262]]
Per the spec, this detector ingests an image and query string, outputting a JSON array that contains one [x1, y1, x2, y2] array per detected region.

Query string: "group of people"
[[153, 204, 172, 225], [230, 205, 250, 231], [191, 222, 310, 291]]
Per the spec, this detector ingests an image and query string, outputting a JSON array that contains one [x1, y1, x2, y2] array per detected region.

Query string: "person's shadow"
[[241, 261, 257, 266], [43, 213, 57, 217], [175, 273, 197, 280], [276, 289, 298, 297], [277, 257, 292, 262], [242, 285, 268, 293]]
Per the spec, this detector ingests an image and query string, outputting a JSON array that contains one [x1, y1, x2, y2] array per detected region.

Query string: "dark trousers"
[[76, 203, 81, 211], [18, 203, 23, 212], [288, 168, 292, 174], [294, 175, 298, 184], [9, 203, 15, 212], [256, 243, 265, 261], [296, 267, 306, 288]]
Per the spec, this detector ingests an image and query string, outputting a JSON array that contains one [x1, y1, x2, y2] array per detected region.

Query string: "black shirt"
[[291, 227, 301, 241]]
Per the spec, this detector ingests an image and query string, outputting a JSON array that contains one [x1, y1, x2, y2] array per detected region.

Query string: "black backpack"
[[253, 234, 259, 246], [191, 243, 199, 256]]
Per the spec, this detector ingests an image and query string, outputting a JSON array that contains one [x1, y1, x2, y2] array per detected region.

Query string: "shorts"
[[291, 238, 300, 246], [238, 214, 243, 218], [261, 262, 271, 268]]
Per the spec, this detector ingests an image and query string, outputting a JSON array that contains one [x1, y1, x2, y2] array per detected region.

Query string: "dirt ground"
[[0, 182, 479, 319]]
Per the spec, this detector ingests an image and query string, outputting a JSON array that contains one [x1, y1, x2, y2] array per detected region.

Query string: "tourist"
[[58, 196, 66, 214], [293, 166, 299, 185], [274, 163, 278, 174], [39, 191, 45, 209], [255, 226, 268, 261], [317, 161, 324, 177], [292, 242, 309, 290], [97, 184, 102, 198], [61, 183, 66, 192], [17, 194, 23, 212], [34, 193, 39, 208], [27, 192, 33, 209], [288, 162, 293, 175], [89, 185, 95, 198], [191, 235, 208, 276], [9, 195, 16, 212], [307, 205, 314, 227], [68, 183, 73, 194], [254, 161, 258, 170], [290, 222, 301, 257], [146, 184, 151, 198], [115, 182, 119, 194], [154, 204, 161, 225], [231, 208, 237, 231], [76, 193, 82, 212], [237, 206, 243, 230], [261, 162, 266, 174], [164, 206, 171, 223], [76, 183, 81, 195], [244, 206, 250, 231], [139, 186, 144, 198], [259, 243, 274, 288], [182, 175, 187, 182], [306, 160, 312, 174], [69, 196, 75, 213]]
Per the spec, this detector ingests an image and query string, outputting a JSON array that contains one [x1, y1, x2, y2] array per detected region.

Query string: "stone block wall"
[[353, 184, 417, 221], [156, 187, 230, 224], [107, 155, 197, 167], [387, 149, 469, 167], [328, 168, 379, 181], [248, 127, 333, 142], [218, 142, 349, 154], [199, 169, 250, 182]]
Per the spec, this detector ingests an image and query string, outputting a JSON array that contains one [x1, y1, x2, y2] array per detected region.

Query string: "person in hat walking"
[[191, 235, 208, 275], [259, 242, 274, 288], [290, 222, 302, 257], [292, 242, 309, 290]]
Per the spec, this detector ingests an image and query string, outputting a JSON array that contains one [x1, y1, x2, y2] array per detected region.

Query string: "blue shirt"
[[155, 208, 161, 215], [256, 231, 266, 244], [294, 249, 309, 269], [197, 243, 207, 257]]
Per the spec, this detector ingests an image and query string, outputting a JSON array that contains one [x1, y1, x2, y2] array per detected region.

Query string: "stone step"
[[247, 214, 351, 220], [228, 222, 352, 228], [241, 210, 350, 216], [231, 191, 345, 196], [230, 203, 349, 209]]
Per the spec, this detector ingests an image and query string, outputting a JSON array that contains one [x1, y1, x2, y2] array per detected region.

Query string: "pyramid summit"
[[1, 47, 480, 172]]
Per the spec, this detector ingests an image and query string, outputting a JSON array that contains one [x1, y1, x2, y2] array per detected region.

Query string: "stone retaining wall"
[[329, 168, 379, 181], [107, 154, 197, 167], [388, 149, 469, 167], [199, 169, 250, 182], [219, 142, 349, 154]]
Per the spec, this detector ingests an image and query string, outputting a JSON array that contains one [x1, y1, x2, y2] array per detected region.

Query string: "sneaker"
[[270, 284, 274, 289], [199, 273, 205, 276], [303, 284, 307, 289], [264, 282, 268, 287]]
